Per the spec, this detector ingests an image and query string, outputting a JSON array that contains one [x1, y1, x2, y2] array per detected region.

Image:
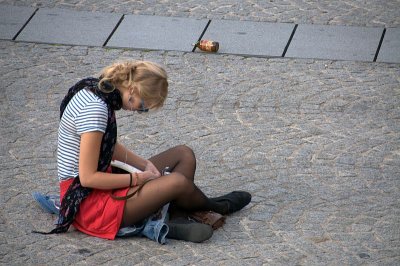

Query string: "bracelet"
[[134, 172, 139, 186], [129, 173, 133, 187]]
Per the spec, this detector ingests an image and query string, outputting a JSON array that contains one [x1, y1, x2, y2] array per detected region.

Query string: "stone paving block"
[[286, 24, 383, 62], [0, 5, 36, 40], [107, 15, 208, 52], [200, 19, 294, 57], [376, 28, 400, 64], [16, 8, 122, 46]]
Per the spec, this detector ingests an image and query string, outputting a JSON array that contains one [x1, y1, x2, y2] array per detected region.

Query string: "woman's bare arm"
[[112, 142, 148, 171], [113, 142, 161, 178], [79, 132, 159, 189], [79, 131, 131, 189]]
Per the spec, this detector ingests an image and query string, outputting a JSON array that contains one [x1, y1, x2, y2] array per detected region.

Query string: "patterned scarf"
[[37, 77, 122, 234]]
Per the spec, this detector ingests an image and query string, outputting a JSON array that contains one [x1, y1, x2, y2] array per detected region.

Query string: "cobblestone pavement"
[[1, 1, 400, 265], [1, 0, 399, 27], [1, 40, 399, 265]]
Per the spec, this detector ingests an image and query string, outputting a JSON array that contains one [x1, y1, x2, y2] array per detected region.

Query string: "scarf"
[[37, 77, 122, 234]]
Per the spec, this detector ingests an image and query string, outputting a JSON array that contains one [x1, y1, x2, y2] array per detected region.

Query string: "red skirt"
[[60, 178, 129, 240]]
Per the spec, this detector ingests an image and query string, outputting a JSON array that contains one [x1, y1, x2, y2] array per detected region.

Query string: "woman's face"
[[120, 87, 149, 113]]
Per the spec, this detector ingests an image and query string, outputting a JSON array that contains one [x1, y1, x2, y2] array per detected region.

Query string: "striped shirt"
[[57, 89, 108, 181]]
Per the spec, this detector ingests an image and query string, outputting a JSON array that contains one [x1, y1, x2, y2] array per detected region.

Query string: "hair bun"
[[101, 80, 115, 92]]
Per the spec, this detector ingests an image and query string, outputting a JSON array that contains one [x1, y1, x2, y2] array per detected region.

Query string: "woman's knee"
[[168, 172, 193, 193], [174, 145, 196, 162]]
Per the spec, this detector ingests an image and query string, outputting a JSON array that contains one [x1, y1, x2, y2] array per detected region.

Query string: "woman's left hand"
[[144, 160, 161, 179]]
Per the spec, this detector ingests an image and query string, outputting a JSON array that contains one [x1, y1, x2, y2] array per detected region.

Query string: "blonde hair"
[[99, 61, 168, 109]]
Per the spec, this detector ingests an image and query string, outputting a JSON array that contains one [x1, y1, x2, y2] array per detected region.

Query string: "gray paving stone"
[[0, 5, 36, 40], [377, 28, 400, 63], [107, 15, 208, 52], [16, 8, 121, 46], [200, 19, 294, 57], [286, 24, 384, 62], [1, 1, 399, 28]]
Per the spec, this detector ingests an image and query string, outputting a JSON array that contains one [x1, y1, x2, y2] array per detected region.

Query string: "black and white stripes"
[[57, 89, 108, 181]]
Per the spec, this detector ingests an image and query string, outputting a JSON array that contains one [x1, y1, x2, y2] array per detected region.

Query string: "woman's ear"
[[127, 85, 134, 95], [131, 85, 140, 96]]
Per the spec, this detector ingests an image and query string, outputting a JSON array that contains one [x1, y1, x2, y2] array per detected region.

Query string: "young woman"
[[41, 61, 251, 242]]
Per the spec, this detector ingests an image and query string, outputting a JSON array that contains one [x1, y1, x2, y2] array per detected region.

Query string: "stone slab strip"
[[285, 24, 384, 62], [376, 28, 400, 64], [16, 8, 122, 47], [0, 5, 36, 40], [2, 4, 398, 63], [201, 19, 295, 57], [106, 15, 209, 52]]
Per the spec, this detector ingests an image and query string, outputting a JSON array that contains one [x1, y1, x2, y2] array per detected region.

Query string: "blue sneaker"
[[32, 192, 60, 215]]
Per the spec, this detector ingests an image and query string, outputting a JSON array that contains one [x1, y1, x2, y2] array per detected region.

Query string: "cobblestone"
[[1, 3, 400, 266], [0, 39, 399, 264]]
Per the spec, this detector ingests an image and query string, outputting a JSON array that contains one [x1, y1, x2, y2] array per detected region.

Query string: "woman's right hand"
[[136, 170, 159, 185]]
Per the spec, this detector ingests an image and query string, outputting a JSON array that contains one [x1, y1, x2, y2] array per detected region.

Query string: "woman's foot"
[[211, 191, 252, 215], [167, 217, 213, 243]]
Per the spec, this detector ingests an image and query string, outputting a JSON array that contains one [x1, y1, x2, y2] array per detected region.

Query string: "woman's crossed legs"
[[121, 145, 227, 227]]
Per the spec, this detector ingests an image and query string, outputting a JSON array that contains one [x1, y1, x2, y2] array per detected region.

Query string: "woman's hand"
[[134, 160, 161, 185], [144, 160, 161, 179], [136, 171, 158, 185], [129, 161, 160, 186]]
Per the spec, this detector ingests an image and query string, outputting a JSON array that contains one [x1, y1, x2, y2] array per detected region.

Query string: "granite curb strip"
[[0, 4, 399, 63]]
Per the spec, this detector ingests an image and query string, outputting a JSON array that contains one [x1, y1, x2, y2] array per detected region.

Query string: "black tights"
[[121, 145, 226, 227]]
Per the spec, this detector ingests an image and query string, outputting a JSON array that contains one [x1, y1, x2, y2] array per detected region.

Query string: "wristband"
[[134, 172, 139, 186]]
